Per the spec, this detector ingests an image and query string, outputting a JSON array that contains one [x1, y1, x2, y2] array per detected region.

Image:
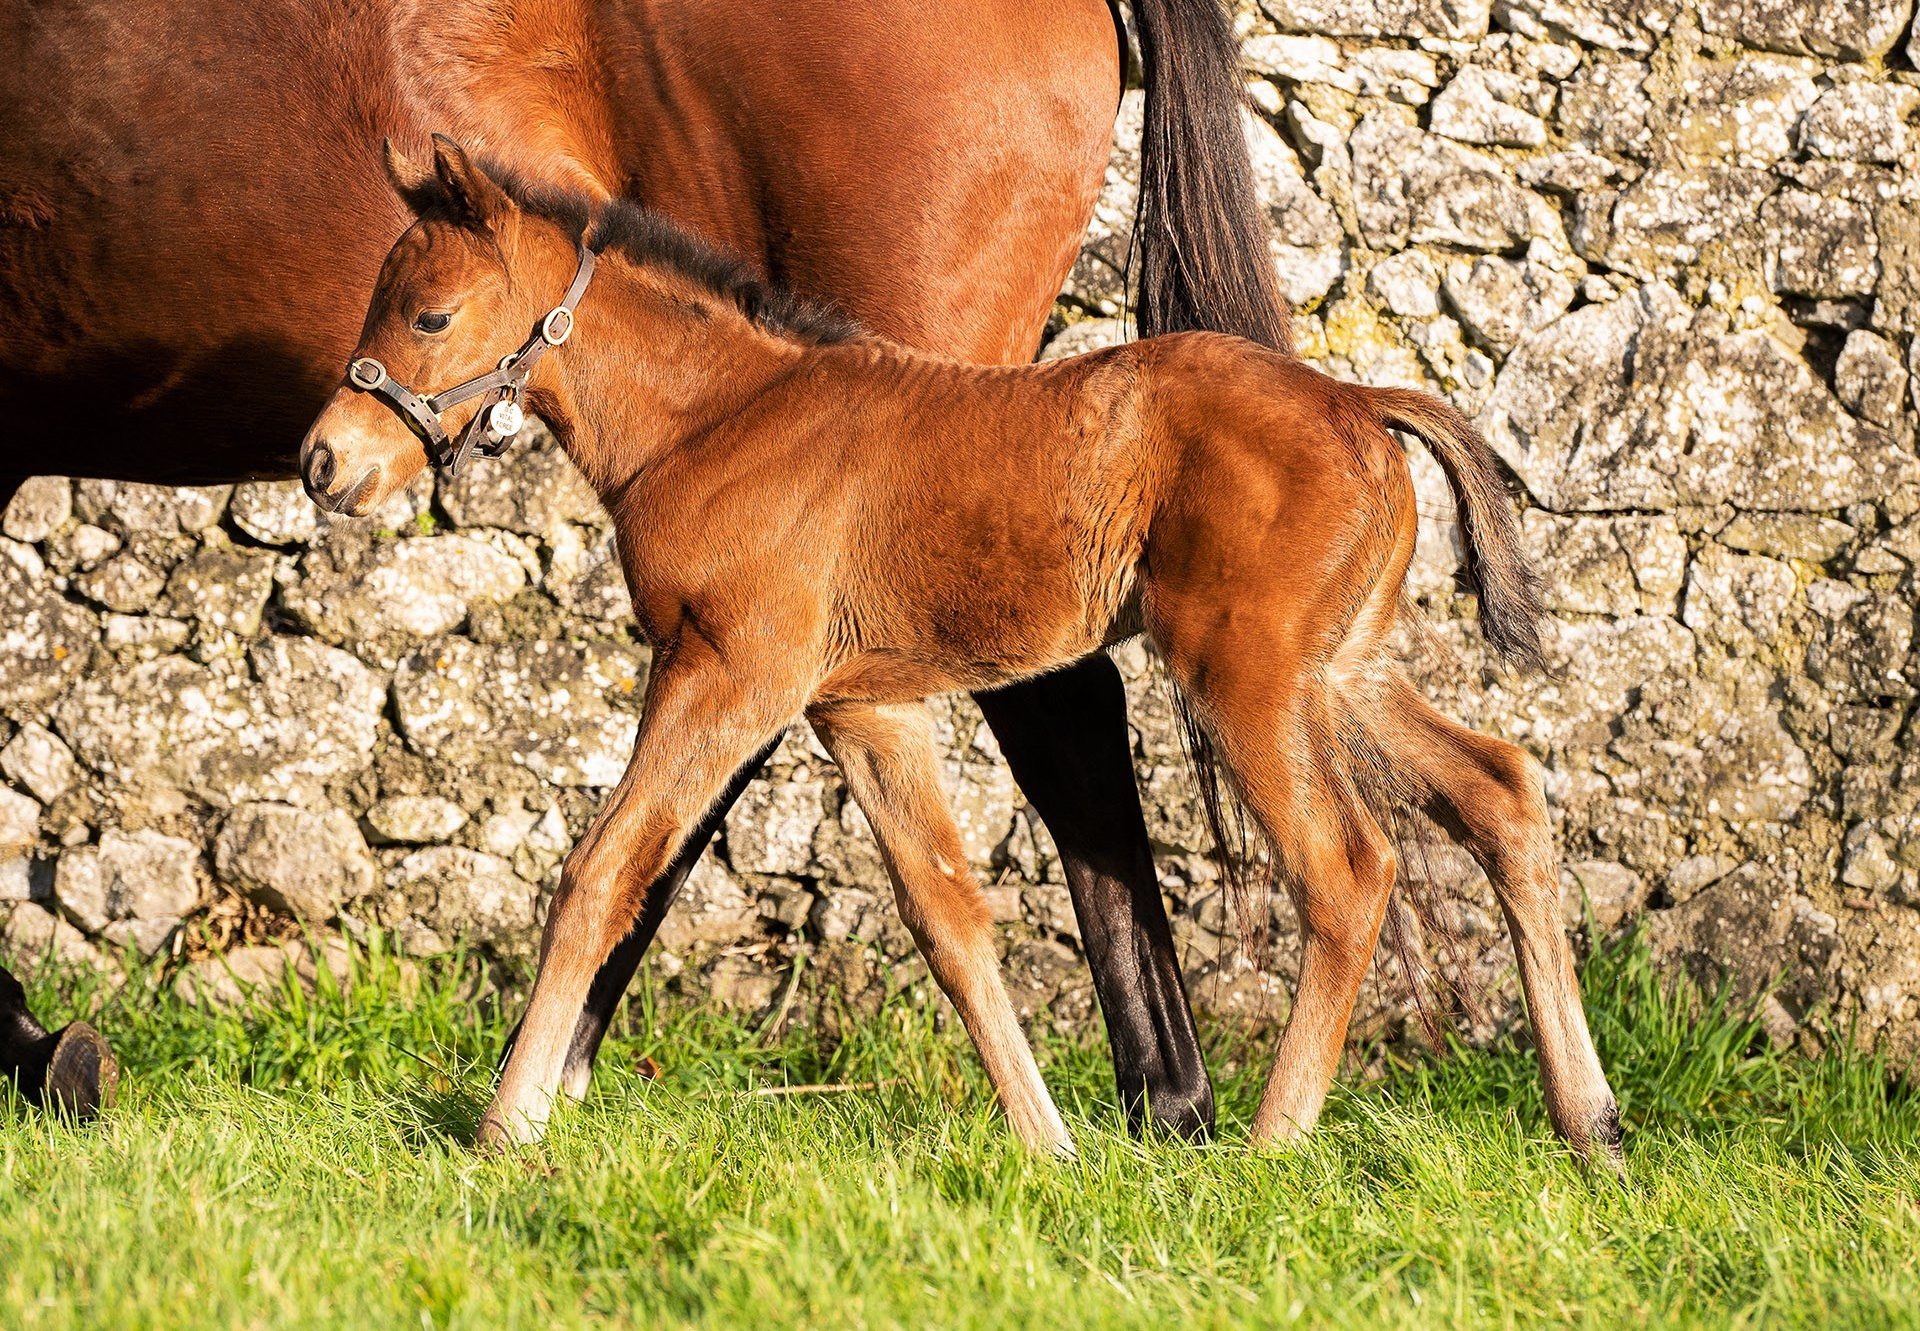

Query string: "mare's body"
[[310, 147, 1622, 1164], [0, 0, 1292, 1132]]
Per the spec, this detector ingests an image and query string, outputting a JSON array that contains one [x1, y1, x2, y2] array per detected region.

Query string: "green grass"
[[1, 938, 1915, 1330]]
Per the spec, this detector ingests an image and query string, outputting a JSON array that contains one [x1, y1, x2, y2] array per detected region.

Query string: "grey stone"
[[216, 802, 375, 925], [1841, 821, 1902, 892], [2, 477, 72, 544], [385, 846, 535, 954], [55, 637, 384, 810], [103, 917, 182, 957], [1245, 113, 1345, 306], [543, 524, 634, 624], [1, 724, 80, 804], [1259, 0, 1492, 41], [175, 938, 355, 1009], [0, 544, 92, 709], [163, 546, 278, 637], [76, 481, 230, 535], [1, 901, 103, 972], [392, 638, 645, 788], [58, 523, 121, 571], [1494, 0, 1667, 51], [1242, 34, 1349, 89], [1596, 167, 1776, 280], [1762, 190, 1880, 299], [1681, 546, 1798, 647], [102, 613, 191, 657], [279, 532, 528, 654], [73, 552, 168, 613], [1350, 116, 1534, 253], [437, 428, 603, 534], [1834, 330, 1910, 428], [705, 955, 783, 1014], [656, 858, 759, 953], [1555, 57, 1654, 157], [1670, 56, 1820, 169], [1518, 149, 1626, 196], [1347, 49, 1442, 101], [1429, 66, 1550, 148], [0, 786, 40, 857], [0, 856, 31, 903], [54, 829, 201, 933], [1523, 513, 1686, 616], [1560, 860, 1646, 932], [726, 779, 826, 877], [1697, 0, 1914, 59], [1442, 254, 1577, 356], [230, 481, 319, 546], [362, 795, 469, 845], [1040, 320, 1130, 362], [1801, 82, 1917, 164], [1481, 284, 1918, 513], [1368, 250, 1443, 319], [1715, 514, 1856, 562]]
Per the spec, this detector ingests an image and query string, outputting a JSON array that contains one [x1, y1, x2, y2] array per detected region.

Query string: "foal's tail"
[[1365, 388, 1546, 671]]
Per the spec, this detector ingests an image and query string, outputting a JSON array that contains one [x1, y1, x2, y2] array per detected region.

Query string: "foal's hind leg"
[[810, 700, 1073, 1154], [1377, 678, 1621, 1164], [1198, 686, 1399, 1144]]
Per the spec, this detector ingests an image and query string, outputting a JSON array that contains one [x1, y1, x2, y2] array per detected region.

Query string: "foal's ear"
[[429, 133, 514, 233], [381, 137, 441, 216]]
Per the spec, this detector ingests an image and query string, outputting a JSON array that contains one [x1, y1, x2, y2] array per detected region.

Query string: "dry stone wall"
[[4, 0, 1920, 1062]]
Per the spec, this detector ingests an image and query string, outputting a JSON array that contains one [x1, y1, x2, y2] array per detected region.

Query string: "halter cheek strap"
[[345, 242, 596, 474]]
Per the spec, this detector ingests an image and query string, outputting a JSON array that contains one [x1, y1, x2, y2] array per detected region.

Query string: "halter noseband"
[[344, 242, 597, 474]]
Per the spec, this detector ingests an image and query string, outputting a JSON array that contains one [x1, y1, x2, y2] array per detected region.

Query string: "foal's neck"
[[537, 256, 813, 497]]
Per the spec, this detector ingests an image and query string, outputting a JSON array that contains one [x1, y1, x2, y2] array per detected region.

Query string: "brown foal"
[[308, 141, 1622, 1163]]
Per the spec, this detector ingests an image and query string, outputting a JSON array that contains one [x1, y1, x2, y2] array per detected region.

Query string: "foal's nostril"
[[304, 442, 337, 493]]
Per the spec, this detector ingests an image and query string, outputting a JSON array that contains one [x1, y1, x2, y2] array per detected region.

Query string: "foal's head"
[[300, 136, 590, 513], [302, 136, 857, 514]]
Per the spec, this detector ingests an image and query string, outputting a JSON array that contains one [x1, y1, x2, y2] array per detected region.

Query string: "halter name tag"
[[487, 400, 525, 441]]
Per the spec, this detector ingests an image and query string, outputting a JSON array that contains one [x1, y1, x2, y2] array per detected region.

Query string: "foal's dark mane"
[[478, 162, 862, 347]]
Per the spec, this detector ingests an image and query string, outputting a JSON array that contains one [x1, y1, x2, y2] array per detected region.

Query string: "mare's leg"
[[811, 700, 1073, 1153], [975, 659, 1213, 1139], [502, 735, 781, 1103], [0, 475, 118, 1122], [479, 650, 801, 1148], [1377, 677, 1621, 1163]]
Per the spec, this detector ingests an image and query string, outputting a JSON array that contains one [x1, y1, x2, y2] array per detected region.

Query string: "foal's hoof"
[[41, 1023, 118, 1121], [474, 1109, 545, 1155]]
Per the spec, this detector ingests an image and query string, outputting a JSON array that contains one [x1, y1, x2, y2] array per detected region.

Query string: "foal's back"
[[689, 330, 1409, 705]]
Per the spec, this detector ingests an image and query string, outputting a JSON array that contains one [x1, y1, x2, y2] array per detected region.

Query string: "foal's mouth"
[[307, 465, 382, 517]]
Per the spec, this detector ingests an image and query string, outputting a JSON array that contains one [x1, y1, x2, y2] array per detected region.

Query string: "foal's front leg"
[[809, 700, 1073, 1154], [480, 651, 801, 1149]]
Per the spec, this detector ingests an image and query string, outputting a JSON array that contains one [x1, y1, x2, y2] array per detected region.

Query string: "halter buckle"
[[348, 358, 388, 391], [541, 307, 574, 345]]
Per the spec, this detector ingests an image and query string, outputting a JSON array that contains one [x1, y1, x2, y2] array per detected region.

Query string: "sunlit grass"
[[1, 936, 1915, 1329]]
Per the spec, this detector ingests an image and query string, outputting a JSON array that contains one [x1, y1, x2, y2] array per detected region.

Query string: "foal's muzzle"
[[301, 438, 381, 515]]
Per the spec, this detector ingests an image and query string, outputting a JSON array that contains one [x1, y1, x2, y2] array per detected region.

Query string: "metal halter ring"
[[541, 307, 574, 345], [348, 358, 388, 391]]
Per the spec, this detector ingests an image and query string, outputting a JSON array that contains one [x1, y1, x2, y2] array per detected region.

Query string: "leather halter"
[[344, 242, 597, 473]]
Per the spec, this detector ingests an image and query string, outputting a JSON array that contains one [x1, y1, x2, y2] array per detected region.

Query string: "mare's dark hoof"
[[41, 1022, 118, 1121]]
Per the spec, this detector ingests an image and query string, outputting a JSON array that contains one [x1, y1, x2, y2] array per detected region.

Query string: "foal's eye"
[[413, 310, 453, 334]]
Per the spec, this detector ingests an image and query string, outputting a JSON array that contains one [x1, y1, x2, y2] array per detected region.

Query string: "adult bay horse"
[[0, 0, 1291, 1132], [312, 140, 1620, 1161]]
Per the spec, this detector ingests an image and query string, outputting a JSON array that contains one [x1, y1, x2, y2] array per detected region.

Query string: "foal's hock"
[[308, 139, 1621, 1165]]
